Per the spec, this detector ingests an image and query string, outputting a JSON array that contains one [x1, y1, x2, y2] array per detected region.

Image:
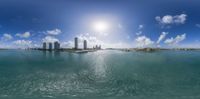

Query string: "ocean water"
[[0, 50, 200, 99]]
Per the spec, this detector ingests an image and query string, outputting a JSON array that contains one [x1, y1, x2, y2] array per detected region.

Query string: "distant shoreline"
[[1, 48, 200, 53], [109, 48, 200, 52]]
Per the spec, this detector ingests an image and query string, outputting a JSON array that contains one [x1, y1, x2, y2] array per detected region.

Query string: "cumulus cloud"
[[42, 36, 59, 43], [76, 34, 102, 48], [135, 25, 144, 36], [13, 40, 32, 48], [138, 25, 144, 29], [61, 41, 74, 48], [136, 31, 142, 36], [135, 36, 154, 47], [61, 33, 132, 48], [16, 32, 31, 38], [156, 14, 187, 25], [196, 24, 200, 28], [13, 40, 32, 45], [157, 32, 168, 44], [1, 33, 13, 41], [164, 33, 186, 45], [32, 44, 40, 48], [156, 15, 173, 24], [47, 28, 62, 35], [60, 34, 101, 48]]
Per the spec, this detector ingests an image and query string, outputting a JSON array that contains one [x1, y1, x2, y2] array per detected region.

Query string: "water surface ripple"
[[0, 50, 200, 99]]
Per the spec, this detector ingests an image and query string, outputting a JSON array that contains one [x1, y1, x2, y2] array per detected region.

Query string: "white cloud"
[[157, 32, 168, 44], [164, 33, 186, 45], [136, 31, 142, 36], [156, 14, 187, 25], [101, 42, 131, 48], [47, 28, 62, 35], [61, 33, 132, 48], [13, 40, 32, 48], [42, 36, 59, 43], [135, 25, 144, 36], [76, 34, 102, 48], [178, 44, 200, 48], [100, 32, 108, 36], [16, 32, 31, 38], [196, 24, 200, 28], [138, 25, 144, 29], [1, 33, 13, 41], [156, 15, 173, 24], [135, 36, 154, 47], [174, 14, 187, 24], [32, 44, 40, 48], [60, 34, 100, 48], [61, 41, 74, 48]]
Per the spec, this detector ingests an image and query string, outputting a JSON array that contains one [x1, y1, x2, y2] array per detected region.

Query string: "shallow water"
[[0, 50, 200, 99]]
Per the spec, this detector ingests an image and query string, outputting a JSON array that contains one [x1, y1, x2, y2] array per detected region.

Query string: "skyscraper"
[[96, 45, 98, 49], [75, 37, 78, 49], [43, 42, 46, 50], [83, 40, 87, 50], [49, 43, 53, 50], [54, 41, 60, 50]]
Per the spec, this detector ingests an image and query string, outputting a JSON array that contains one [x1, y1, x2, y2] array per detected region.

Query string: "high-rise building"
[[43, 42, 47, 49], [54, 41, 60, 50], [96, 45, 98, 49], [75, 37, 78, 49], [99, 45, 101, 49], [49, 43, 53, 50], [83, 40, 87, 50]]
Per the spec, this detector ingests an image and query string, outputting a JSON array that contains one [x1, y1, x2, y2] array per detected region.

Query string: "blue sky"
[[0, 0, 200, 48]]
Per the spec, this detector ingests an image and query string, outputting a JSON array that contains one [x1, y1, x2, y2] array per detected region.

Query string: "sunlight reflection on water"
[[1, 50, 200, 99]]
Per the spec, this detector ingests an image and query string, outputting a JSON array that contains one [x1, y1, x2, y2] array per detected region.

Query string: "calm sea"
[[0, 50, 200, 99]]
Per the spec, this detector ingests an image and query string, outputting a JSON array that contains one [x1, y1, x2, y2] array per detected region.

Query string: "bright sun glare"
[[93, 21, 109, 32]]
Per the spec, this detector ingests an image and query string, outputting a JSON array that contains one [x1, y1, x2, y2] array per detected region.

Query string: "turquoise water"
[[0, 50, 200, 99]]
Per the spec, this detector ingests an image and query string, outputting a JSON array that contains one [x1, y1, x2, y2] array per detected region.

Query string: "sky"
[[0, 0, 200, 48]]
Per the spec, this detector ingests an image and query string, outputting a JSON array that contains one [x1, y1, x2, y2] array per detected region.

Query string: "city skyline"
[[0, 0, 200, 49]]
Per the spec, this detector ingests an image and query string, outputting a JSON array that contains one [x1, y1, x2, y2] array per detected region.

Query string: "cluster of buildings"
[[93, 45, 101, 50], [74, 37, 87, 50], [74, 37, 101, 50], [42, 37, 101, 51], [43, 41, 60, 50]]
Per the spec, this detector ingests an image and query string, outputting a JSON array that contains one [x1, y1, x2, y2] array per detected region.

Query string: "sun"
[[93, 21, 109, 32]]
